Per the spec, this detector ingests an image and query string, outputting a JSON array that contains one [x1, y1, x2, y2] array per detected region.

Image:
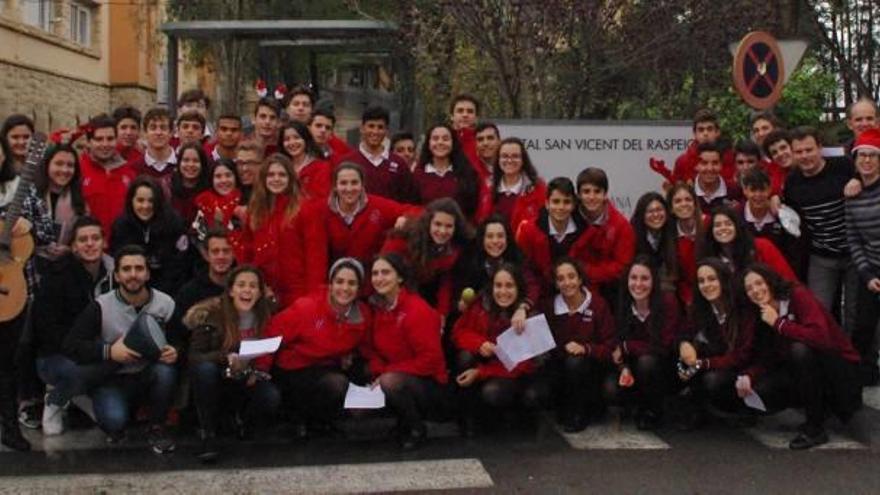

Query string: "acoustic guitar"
[[0, 135, 47, 322]]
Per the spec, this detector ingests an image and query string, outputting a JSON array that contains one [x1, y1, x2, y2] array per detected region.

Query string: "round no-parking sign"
[[733, 31, 785, 110]]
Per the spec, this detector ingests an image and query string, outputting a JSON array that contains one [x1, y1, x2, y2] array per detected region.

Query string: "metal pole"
[[167, 35, 179, 116]]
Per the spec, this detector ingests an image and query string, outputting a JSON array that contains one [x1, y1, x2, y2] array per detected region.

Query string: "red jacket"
[[301, 195, 420, 291], [242, 195, 303, 306], [298, 159, 332, 201], [361, 290, 447, 383], [569, 202, 636, 288], [381, 235, 461, 315], [762, 160, 789, 197], [457, 127, 480, 171], [451, 298, 537, 379], [676, 235, 697, 306], [257, 289, 371, 372], [545, 291, 616, 362], [753, 237, 798, 281], [193, 189, 247, 258], [326, 134, 352, 166], [117, 144, 143, 164], [618, 292, 680, 358], [672, 144, 736, 183], [744, 286, 860, 379], [80, 154, 137, 243], [492, 179, 547, 233]]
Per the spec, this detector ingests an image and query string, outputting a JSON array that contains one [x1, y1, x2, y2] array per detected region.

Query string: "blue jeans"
[[189, 361, 280, 433], [36, 355, 117, 407], [90, 363, 178, 434]]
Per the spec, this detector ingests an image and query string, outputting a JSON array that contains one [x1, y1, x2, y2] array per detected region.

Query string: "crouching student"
[[257, 259, 370, 438], [361, 254, 449, 450], [604, 256, 680, 431], [184, 266, 281, 462], [545, 258, 615, 433], [62, 245, 180, 454], [453, 263, 549, 436], [741, 264, 861, 449], [676, 258, 755, 430]]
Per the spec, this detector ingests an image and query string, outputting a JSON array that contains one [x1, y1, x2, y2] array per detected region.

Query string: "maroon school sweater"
[[338, 148, 417, 204]]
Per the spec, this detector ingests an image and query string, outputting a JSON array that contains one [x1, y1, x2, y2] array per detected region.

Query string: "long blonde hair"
[[248, 153, 301, 230]]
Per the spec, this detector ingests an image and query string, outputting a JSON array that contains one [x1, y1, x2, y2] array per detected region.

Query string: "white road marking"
[[0, 459, 494, 494], [550, 414, 670, 450], [745, 409, 866, 450]]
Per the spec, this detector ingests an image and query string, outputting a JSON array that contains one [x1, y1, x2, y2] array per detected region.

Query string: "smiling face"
[[254, 105, 279, 141], [230, 271, 262, 313], [671, 188, 696, 220], [7, 124, 31, 159], [643, 199, 667, 231], [371, 258, 402, 298], [712, 213, 736, 244], [791, 136, 824, 176], [492, 269, 518, 309], [115, 254, 149, 296], [578, 183, 607, 216], [735, 152, 759, 176], [145, 118, 170, 150], [744, 271, 772, 306], [206, 236, 234, 277], [235, 150, 261, 187], [116, 118, 140, 149], [334, 168, 363, 209], [47, 150, 76, 189], [546, 190, 575, 225], [428, 127, 453, 161], [212, 164, 236, 196], [265, 162, 290, 196], [89, 127, 117, 162], [360, 119, 387, 150], [696, 150, 722, 185], [855, 149, 880, 183], [554, 262, 583, 300], [177, 120, 204, 145], [482, 222, 507, 259], [392, 138, 416, 165], [330, 267, 360, 307], [697, 265, 722, 303], [178, 148, 202, 182], [751, 118, 775, 146], [848, 101, 878, 138], [476, 127, 500, 162], [768, 139, 793, 169], [627, 263, 653, 303], [282, 127, 306, 159], [429, 211, 456, 246], [498, 142, 524, 178], [71, 225, 104, 264], [132, 185, 155, 222], [744, 184, 771, 212]]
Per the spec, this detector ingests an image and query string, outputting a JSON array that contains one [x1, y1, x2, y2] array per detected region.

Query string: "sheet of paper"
[[743, 390, 767, 412], [494, 314, 556, 371], [344, 384, 386, 409], [238, 336, 282, 360]]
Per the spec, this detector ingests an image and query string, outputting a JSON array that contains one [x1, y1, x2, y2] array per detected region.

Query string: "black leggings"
[[684, 367, 740, 413], [603, 353, 669, 414], [273, 366, 350, 422], [0, 313, 25, 422], [551, 353, 606, 417], [376, 371, 447, 431], [456, 351, 549, 416]]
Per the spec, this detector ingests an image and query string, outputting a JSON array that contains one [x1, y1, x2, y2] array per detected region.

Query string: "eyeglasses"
[[856, 151, 880, 159]]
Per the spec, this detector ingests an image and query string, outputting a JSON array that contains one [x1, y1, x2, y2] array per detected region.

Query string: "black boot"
[[196, 429, 219, 463], [0, 377, 30, 451]]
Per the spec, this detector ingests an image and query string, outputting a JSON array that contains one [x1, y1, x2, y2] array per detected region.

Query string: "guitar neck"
[[0, 136, 45, 246]]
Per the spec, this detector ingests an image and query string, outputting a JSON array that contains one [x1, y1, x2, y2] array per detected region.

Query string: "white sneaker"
[[42, 402, 65, 436]]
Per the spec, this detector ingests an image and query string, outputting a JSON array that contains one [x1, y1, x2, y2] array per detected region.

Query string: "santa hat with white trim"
[[852, 128, 880, 155]]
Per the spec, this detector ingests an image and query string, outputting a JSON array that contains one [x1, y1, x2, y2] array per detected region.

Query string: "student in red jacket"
[[666, 182, 706, 306], [243, 153, 304, 306], [677, 258, 756, 430], [308, 108, 351, 164], [361, 254, 448, 450], [671, 108, 736, 184], [278, 121, 332, 200], [450, 94, 481, 170], [545, 258, 615, 432], [193, 159, 247, 258], [171, 142, 212, 226], [516, 177, 585, 291], [382, 198, 474, 316], [693, 142, 743, 212], [412, 124, 480, 222], [491, 137, 547, 232], [453, 263, 550, 435], [604, 256, 680, 430], [259, 258, 370, 436], [630, 192, 680, 295], [570, 167, 635, 308], [741, 264, 861, 450], [699, 205, 797, 281], [762, 130, 795, 197], [300, 162, 418, 291]]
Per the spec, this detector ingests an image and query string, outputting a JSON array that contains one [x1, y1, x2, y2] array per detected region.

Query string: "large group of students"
[[0, 86, 878, 462]]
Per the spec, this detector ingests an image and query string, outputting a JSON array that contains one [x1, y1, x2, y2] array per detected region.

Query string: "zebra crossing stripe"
[[550, 415, 671, 450], [744, 409, 866, 450], [0, 459, 494, 494], [862, 387, 880, 411]]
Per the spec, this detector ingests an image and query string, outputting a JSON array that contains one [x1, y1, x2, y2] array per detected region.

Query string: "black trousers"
[[376, 371, 448, 431], [603, 353, 671, 414], [273, 366, 350, 422], [0, 312, 25, 422], [852, 284, 880, 372], [549, 353, 607, 417]]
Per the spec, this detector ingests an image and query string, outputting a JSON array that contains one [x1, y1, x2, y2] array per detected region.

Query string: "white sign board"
[[497, 121, 692, 216]]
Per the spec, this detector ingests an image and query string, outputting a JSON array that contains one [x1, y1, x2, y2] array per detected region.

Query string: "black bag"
[[123, 313, 168, 361]]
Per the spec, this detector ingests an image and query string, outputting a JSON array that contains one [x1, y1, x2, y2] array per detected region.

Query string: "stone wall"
[[110, 86, 157, 113]]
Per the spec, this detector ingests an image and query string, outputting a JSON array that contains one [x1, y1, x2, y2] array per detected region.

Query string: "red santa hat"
[[852, 128, 880, 155]]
